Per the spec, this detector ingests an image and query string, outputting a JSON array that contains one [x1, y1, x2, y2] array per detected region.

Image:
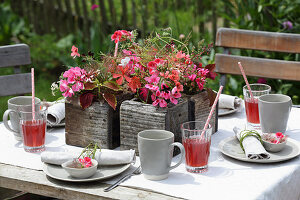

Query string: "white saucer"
[[43, 163, 131, 182], [218, 108, 238, 116], [47, 119, 65, 127], [218, 136, 300, 163]]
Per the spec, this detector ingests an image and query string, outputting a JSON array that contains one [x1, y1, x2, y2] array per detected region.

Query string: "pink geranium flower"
[[111, 30, 132, 44], [176, 51, 186, 59], [188, 74, 196, 81], [71, 45, 80, 58], [153, 98, 167, 107], [63, 88, 74, 98], [91, 4, 99, 11], [59, 80, 69, 92]]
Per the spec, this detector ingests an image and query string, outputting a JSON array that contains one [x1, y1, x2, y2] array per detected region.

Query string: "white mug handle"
[[169, 142, 185, 171], [3, 109, 18, 133]]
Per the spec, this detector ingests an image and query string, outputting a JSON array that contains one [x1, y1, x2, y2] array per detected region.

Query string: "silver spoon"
[[104, 166, 142, 192]]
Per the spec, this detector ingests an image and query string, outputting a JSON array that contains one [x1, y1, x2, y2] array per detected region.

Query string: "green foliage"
[[220, 0, 300, 104], [21, 33, 74, 72], [0, 1, 29, 45]]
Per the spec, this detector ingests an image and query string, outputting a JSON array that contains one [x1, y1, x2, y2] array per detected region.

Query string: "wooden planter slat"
[[188, 91, 218, 133], [65, 94, 132, 149], [120, 99, 190, 155]]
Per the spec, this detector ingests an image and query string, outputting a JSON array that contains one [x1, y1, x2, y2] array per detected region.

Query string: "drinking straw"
[[114, 41, 119, 57], [31, 68, 35, 121], [201, 86, 223, 137], [238, 62, 254, 100]]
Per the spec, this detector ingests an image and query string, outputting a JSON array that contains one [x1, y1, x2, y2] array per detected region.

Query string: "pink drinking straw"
[[31, 68, 35, 121], [238, 62, 254, 100], [114, 41, 119, 57], [201, 86, 223, 138]]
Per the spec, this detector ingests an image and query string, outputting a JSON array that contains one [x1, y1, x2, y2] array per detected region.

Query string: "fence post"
[[197, 0, 205, 36], [99, 0, 108, 34], [108, 0, 116, 31], [141, 0, 148, 37], [131, 0, 137, 29], [212, 0, 217, 43], [153, 0, 159, 27], [81, 0, 91, 47], [121, 0, 128, 28]]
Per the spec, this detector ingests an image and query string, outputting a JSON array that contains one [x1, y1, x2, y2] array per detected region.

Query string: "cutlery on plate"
[[104, 166, 142, 192]]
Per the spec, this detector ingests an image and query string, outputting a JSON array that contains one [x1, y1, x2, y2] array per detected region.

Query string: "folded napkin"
[[219, 94, 242, 110], [41, 149, 135, 166], [233, 126, 270, 159], [47, 101, 65, 126]]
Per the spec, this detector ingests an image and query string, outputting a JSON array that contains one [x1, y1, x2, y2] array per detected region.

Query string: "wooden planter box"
[[187, 90, 218, 134], [120, 99, 190, 155], [119, 91, 218, 155], [65, 94, 132, 149]]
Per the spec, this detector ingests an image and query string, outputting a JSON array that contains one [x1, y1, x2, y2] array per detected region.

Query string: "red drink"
[[183, 138, 210, 169], [245, 99, 260, 124], [21, 120, 46, 150]]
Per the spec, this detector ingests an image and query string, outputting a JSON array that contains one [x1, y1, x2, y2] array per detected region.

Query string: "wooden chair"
[[0, 44, 32, 96], [215, 28, 300, 86]]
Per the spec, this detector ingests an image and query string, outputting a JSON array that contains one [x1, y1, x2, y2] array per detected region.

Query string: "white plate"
[[47, 122, 65, 127], [218, 108, 238, 116], [47, 119, 65, 127], [218, 136, 300, 163], [43, 163, 131, 182]]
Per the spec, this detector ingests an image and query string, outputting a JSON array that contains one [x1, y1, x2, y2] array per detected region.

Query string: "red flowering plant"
[[51, 31, 134, 110], [109, 28, 217, 107], [52, 29, 216, 109]]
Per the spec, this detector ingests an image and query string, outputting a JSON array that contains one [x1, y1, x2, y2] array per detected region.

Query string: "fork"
[[104, 166, 142, 192]]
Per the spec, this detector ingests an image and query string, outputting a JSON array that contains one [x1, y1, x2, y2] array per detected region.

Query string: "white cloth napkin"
[[47, 102, 65, 126], [41, 149, 135, 166], [233, 126, 270, 159], [219, 94, 242, 109]]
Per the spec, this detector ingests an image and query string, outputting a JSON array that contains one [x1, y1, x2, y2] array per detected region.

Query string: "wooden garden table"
[[0, 162, 180, 199], [1, 105, 300, 200]]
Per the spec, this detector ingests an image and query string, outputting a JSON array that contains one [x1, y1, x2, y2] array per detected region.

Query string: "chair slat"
[[216, 28, 300, 53], [0, 44, 31, 68], [0, 73, 32, 96], [215, 54, 300, 81]]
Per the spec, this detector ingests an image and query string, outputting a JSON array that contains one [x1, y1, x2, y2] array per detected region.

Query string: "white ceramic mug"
[[138, 129, 185, 181], [3, 96, 41, 141], [258, 94, 292, 133]]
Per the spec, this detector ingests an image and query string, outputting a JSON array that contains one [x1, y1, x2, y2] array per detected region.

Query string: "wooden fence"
[[7, 0, 221, 46]]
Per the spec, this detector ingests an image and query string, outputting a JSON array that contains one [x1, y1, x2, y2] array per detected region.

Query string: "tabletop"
[[0, 107, 300, 200]]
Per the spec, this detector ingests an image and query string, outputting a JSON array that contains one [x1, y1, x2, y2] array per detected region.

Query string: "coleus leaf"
[[102, 92, 117, 110], [206, 88, 217, 107], [102, 81, 122, 91], [80, 93, 95, 110], [205, 64, 218, 80], [84, 82, 97, 90]]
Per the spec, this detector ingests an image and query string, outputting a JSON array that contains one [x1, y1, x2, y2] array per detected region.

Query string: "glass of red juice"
[[20, 106, 47, 152], [181, 121, 212, 173], [243, 84, 271, 129]]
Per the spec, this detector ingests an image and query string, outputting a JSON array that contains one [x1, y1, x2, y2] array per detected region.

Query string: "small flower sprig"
[[78, 143, 100, 160], [262, 132, 287, 144]]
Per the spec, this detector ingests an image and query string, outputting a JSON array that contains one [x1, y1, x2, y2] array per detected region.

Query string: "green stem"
[[158, 36, 189, 55]]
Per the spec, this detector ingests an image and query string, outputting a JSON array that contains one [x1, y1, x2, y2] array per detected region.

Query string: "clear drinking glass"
[[181, 121, 212, 173], [20, 106, 47, 152], [243, 84, 271, 129]]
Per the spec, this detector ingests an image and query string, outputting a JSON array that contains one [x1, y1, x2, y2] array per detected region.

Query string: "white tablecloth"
[[1, 107, 300, 200]]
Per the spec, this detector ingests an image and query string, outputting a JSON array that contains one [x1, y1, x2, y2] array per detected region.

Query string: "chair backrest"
[[215, 28, 300, 86], [0, 44, 32, 96]]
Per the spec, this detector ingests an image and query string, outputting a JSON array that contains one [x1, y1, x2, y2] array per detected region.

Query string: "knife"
[[104, 166, 141, 192]]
